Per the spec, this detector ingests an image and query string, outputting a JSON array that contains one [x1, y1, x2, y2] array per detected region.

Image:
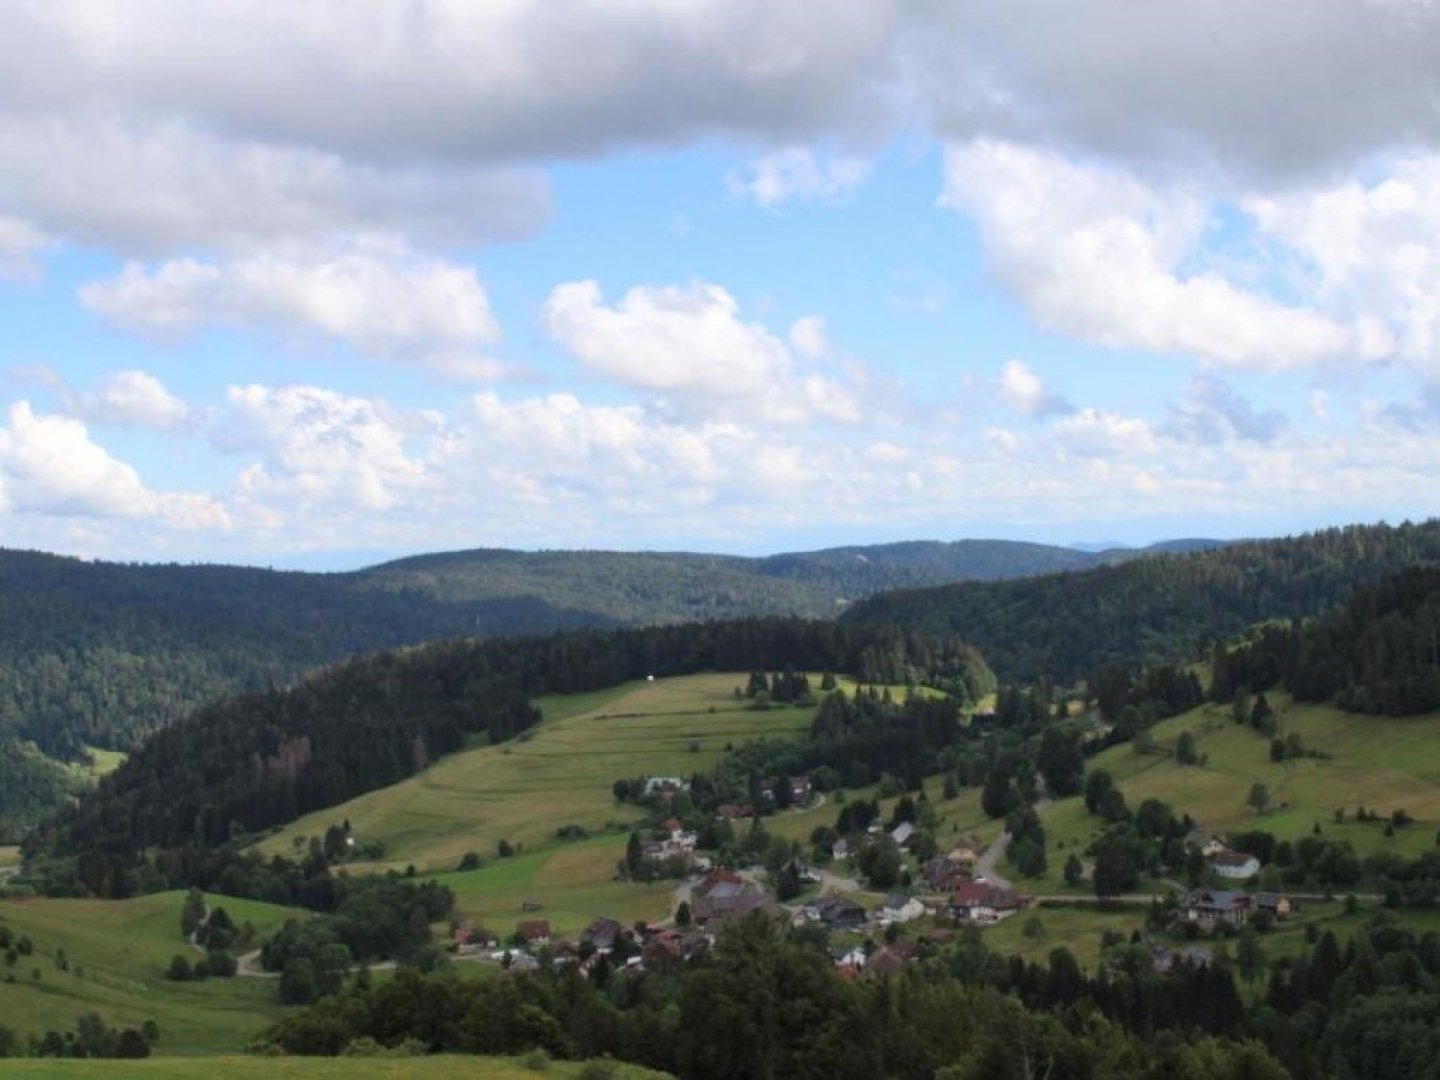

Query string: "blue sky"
[[1, 2, 1438, 569]]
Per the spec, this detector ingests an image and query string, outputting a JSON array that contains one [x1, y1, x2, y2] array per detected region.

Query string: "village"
[[447, 786, 1298, 984]]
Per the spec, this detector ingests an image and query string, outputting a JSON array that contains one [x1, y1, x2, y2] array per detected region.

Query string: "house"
[[880, 893, 926, 924], [692, 880, 776, 927], [1186, 888, 1251, 928], [644, 776, 688, 795], [832, 944, 867, 969], [452, 925, 495, 953], [832, 838, 851, 861], [790, 776, 814, 804], [781, 856, 820, 885], [1208, 850, 1261, 880], [890, 821, 916, 847], [950, 881, 1023, 922], [580, 916, 626, 954], [810, 894, 869, 930], [1184, 828, 1228, 857], [922, 855, 971, 892], [1254, 893, 1294, 921], [660, 817, 684, 836], [716, 803, 754, 821], [642, 930, 687, 973], [515, 920, 551, 946]]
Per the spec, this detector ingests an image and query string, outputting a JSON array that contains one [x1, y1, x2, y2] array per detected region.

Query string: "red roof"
[[661, 817, 683, 832], [952, 882, 1019, 909], [516, 920, 551, 940]]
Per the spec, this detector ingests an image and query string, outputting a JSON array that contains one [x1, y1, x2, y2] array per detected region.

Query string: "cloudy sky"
[[3, 1, 1439, 568]]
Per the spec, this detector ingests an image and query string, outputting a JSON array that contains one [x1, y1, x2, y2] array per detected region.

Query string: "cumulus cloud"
[[728, 147, 871, 207], [0, 115, 549, 257], [942, 140, 1368, 371], [994, 359, 1073, 417], [542, 280, 860, 423], [1164, 375, 1287, 445], [81, 370, 191, 431], [81, 245, 505, 379], [1248, 154, 1440, 381], [0, 401, 225, 526], [217, 384, 434, 513], [1050, 408, 1157, 459], [914, 0, 1440, 182], [0, 217, 50, 280]]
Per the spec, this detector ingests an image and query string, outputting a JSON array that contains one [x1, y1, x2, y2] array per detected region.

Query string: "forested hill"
[[842, 519, 1440, 683], [0, 536, 1206, 837], [35, 618, 993, 892]]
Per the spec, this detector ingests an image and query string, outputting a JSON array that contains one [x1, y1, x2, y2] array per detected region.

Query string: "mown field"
[[0, 891, 302, 1055], [1035, 695, 1440, 875], [0, 847, 18, 869], [256, 674, 816, 875], [0, 1054, 670, 1078]]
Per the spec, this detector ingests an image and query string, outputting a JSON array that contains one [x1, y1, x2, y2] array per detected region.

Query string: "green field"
[[437, 835, 677, 934], [1039, 695, 1440, 868], [0, 1054, 670, 1078], [0, 891, 303, 1054], [985, 905, 1147, 969], [0, 847, 18, 870], [257, 673, 815, 874]]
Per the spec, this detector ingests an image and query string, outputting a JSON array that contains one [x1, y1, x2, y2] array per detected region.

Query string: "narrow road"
[[974, 775, 1053, 891]]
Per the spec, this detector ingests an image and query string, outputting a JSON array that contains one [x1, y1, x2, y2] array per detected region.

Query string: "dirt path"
[[975, 776, 1054, 891]]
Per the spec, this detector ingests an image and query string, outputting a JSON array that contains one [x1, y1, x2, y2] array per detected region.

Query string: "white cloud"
[[1050, 408, 1157, 459], [0, 401, 226, 527], [789, 316, 831, 360], [0, 114, 548, 257], [942, 140, 1364, 371], [0, 217, 49, 280], [218, 384, 434, 514], [1164, 375, 1287, 445], [728, 148, 871, 207], [914, 0, 1440, 182], [81, 370, 191, 431], [994, 359, 1073, 417], [81, 245, 504, 379], [542, 280, 860, 423], [1248, 155, 1440, 381]]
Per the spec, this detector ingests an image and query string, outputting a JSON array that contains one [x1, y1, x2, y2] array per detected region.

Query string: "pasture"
[[257, 673, 815, 874], [0, 847, 17, 869], [0, 891, 302, 1054], [1039, 695, 1440, 870]]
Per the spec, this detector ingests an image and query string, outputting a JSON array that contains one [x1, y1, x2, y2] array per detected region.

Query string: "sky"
[[2, 1, 1439, 569]]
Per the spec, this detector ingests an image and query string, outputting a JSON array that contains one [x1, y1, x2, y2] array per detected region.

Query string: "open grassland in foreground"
[[1038, 695, 1440, 872], [256, 673, 815, 874], [0, 1054, 671, 1078], [0, 891, 303, 1054]]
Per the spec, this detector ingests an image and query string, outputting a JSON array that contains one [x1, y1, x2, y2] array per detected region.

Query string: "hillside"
[[843, 519, 1440, 683], [34, 618, 991, 885], [0, 537, 1153, 837]]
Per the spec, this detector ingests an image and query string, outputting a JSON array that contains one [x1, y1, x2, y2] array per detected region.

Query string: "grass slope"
[[1040, 695, 1440, 874], [256, 673, 813, 875], [0, 891, 303, 1054]]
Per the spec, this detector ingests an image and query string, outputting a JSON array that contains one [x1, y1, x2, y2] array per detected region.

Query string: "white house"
[[1208, 850, 1261, 880], [879, 894, 926, 924], [890, 821, 916, 847]]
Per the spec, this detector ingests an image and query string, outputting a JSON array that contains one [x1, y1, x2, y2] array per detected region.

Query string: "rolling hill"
[[0, 536, 1187, 837]]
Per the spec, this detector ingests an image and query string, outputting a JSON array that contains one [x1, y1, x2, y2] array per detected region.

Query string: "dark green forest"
[[844, 519, 1440, 683], [0, 538, 1186, 836]]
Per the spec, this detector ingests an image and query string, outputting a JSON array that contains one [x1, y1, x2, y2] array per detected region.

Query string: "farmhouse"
[[515, 920, 551, 946], [890, 821, 916, 847], [880, 893, 926, 924], [864, 945, 910, 978], [1185, 888, 1251, 928], [950, 881, 1022, 922], [580, 916, 626, 954], [1208, 850, 1261, 880], [832, 838, 851, 861], [922, 855, 970, 891], [800, 894, 868, 930]]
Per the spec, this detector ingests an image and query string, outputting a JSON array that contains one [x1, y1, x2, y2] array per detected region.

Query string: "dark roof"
[[516, 920, 551, 939], [952, 882, 1020, 909], [581, 916, 624, 948], [864, 946, 908, 978], [1209, 850, 1259, 867], [1187, 889, 1250, 912]]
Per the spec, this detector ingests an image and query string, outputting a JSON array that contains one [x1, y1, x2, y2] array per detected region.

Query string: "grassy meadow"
[[256, 673, 815, 874], [0, 847, 18, 870], [1036, 695, 1440, 867], [0, 891, 303, 1055]]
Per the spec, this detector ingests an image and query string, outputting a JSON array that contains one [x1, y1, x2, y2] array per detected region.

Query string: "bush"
[[457, 852, 482, 872], [522, 1047, 552, 1070], [579, 1058, 619, 1080]]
